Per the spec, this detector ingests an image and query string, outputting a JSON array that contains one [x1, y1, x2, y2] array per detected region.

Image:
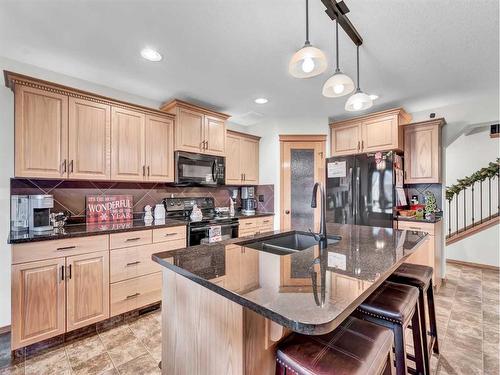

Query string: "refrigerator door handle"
[[355, 166, 361, 221], [348, 167, 353, 222]]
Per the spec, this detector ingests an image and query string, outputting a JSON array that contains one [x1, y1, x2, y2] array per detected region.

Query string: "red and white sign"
[[86, 195, 133, 223]]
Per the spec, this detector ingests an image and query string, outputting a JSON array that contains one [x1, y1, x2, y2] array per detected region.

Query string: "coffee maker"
[[29, 195, 54, 232], [240, 187, 256, 215]]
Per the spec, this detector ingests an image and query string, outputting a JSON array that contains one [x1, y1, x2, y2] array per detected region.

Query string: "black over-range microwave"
[[175, 151, 225, 186]]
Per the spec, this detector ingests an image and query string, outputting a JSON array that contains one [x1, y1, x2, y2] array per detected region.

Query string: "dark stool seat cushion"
[[357, 281, 419, 324], [276, 316, 393, 375], [389, 263, 433, 289]]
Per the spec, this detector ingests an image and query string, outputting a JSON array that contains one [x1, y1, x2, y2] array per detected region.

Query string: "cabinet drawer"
[[397, 221, 435, 235], [239, 228, 258, 238], [110, 243, 162, 283], [153, 226, 186, 243], [12, 235, 109, 264], [239, 218, 257, 229], [257, 216, 273, 228], [258, 224, 274, 234], [110, 272, 162, 316], [109, 230, 152, 249]]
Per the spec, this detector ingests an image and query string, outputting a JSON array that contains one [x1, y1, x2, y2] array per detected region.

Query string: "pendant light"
[[288, 0, 327, 78], [322, 21, 354, 97], [345, 46, 373, 111]]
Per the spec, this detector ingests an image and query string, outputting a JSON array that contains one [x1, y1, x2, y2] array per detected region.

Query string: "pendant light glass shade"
[[345, 89, 373, 111], [288, 0, 327, 78], [345, 45, 373, 111], [322, 21, 354, 97], [289, 43, 328, 78], [322, 70, 355, 97]]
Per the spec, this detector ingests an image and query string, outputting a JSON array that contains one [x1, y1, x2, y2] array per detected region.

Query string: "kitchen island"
[[152, 223, 427, 375]]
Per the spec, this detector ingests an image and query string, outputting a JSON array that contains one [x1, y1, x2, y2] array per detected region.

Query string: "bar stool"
[[276, 316, 394, 375], [354, 281, 426, 375], [388, 263, 439, 374]]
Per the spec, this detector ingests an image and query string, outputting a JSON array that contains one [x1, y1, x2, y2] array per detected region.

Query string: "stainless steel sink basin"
[[238, 231, 340, 255]]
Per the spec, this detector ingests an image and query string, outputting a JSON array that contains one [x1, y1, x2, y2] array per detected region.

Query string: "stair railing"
[[446, 159, 499, 238]]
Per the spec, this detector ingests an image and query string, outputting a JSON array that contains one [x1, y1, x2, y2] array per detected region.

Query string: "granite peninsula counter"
[[152, 223, 427, 375]]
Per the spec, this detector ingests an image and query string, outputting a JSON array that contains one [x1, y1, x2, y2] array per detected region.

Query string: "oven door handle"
[[190, 223, 239, 232]]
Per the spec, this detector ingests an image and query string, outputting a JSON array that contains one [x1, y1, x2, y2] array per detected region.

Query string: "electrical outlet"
[[258, 195, 264, 202]]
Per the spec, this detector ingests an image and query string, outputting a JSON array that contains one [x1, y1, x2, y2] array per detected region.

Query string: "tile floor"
[[0, 262, 498, 375]]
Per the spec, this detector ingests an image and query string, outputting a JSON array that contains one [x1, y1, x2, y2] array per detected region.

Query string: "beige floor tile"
[[98, 325, 136, 351], [116, 353, 160, 375], [25, 347, 71, 375], [447, 319, 483, 340], [438, 349, 483, 375], [107, 337, 147, 367], [71, 352, 114, 375], [128, 315, 161, 341], [66, 335, 106, 368], [484, 342, 500, 375], [0, 364, 24, 375]]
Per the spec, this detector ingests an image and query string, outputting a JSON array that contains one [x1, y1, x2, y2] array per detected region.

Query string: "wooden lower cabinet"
[[110, 272, 162, 316], [11, 258, 66, 350], [66, 251, 109, 331], [224, 245, 260, 293]]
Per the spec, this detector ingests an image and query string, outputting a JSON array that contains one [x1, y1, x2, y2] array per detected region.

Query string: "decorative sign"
[[86, 195, 133, 223], [208, 225, 222, 243], [327, 161, 347, 178]]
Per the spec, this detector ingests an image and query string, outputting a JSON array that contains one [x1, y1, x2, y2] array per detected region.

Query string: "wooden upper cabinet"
[[330, 108, 411, 157], [403, 118, 444, 184], [225, 130, 260, 185], [331, 122, 361, 156], [66, 251, 109, 331], [111, 107, 146, 181], [6, 72, 176, 181], [161, 99, 229, 156], [204, 115, 226, 156], [177, 107, 205, 153], [14, 85, 68, 178], [11, 258, 66, 350], [145, 114, 174, 182], [226, 132, 242, 184], [240, 137, 259, 185], [68, 97, 111, 180]]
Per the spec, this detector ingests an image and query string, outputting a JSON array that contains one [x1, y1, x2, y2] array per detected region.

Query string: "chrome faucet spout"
[[311, 182, 328, 249]]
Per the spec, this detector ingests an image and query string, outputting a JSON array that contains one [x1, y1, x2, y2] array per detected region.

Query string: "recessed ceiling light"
[[140, 48, 162, 62], [369, 94, 379, 100], [254, 98, 268, 104]]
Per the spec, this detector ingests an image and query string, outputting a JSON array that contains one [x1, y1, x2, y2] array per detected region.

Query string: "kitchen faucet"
[[310, 182, 328, 249]]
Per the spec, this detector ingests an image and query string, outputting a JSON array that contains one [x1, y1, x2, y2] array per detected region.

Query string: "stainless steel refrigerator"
[[325, 151, 403, 228]]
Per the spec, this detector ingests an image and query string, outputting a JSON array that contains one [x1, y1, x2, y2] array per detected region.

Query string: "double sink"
[[237, 231, 340, 256]]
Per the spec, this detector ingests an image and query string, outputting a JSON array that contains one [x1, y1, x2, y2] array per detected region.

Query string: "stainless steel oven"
[[188, 218, 239, 246], [175, 151, 225, 186]]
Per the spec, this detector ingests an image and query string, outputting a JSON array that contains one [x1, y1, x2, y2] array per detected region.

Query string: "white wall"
[[445, 128, 499, 267], [0, 56, 164, 327]]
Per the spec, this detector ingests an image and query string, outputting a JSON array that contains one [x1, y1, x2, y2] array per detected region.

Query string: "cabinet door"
[[15, 85, 68, 178], [361, 115, 399, 152], [176, 108, 204, 153], [240, 248, 259, 292], [331, 122, 361, 156], [68, 97, 111, 180], [204, 115, 226, 156], [66, 251, 109, 331], [404, 123, 440, 183], [145, 114, 174, 182], [111, 107, 146, 181], [225, 133, 242, 184], [11, 258, 66, 350], [240, 137, 259, 185], [224, 245, 242, 292]]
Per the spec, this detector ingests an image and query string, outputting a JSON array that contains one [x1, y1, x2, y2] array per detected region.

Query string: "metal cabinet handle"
[[409, 226, 422, 230], [125, 237, 141, 242], [126, 261, 141, 266], [361, 140, 364, 150], [60, 265, 65, 281], [67, 264, 72, 280], [56, 246, 76, 251], [61, 159, 67, 174], [126, 293, 140, 299], [357, 141, 360, 151], [142, 165, 146, 176], [285, 210, 290, 214], [245, 222, 253, 226], [69, 160, 74, 173], [165, 233, 177, 237], [147, 166, 150, 177], [205, 140, 209, 149]]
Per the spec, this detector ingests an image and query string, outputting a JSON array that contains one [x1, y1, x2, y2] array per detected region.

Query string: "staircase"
[[445, 159, 499, 245]]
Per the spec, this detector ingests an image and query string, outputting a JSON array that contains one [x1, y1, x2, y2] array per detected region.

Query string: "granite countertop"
[[8, 219, 186, 244], [152, 223, 427, 335], [396, 213, 443, 224], [232, 212, 274, 219]]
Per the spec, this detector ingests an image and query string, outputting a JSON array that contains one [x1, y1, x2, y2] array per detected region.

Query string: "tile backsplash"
[[11, 179, 274, 221], [404, 183, 443, 209]]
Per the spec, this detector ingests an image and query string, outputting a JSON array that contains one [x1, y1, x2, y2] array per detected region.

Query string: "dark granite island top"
[[152, 223, 427, 335]]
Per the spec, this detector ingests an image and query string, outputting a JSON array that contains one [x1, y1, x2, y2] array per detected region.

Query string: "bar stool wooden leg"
[[411, 301, 426, 375], [417, 290, 430, 374], [393, 324, 407, 375], [427, 281, 439, 355]]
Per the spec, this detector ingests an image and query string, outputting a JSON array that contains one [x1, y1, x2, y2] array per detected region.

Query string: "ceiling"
[[0, 0, 498, 127]]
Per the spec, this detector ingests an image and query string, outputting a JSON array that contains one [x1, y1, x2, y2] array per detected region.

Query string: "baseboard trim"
[[446, 259, 499, 271], [0, 325, 11, 335]]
